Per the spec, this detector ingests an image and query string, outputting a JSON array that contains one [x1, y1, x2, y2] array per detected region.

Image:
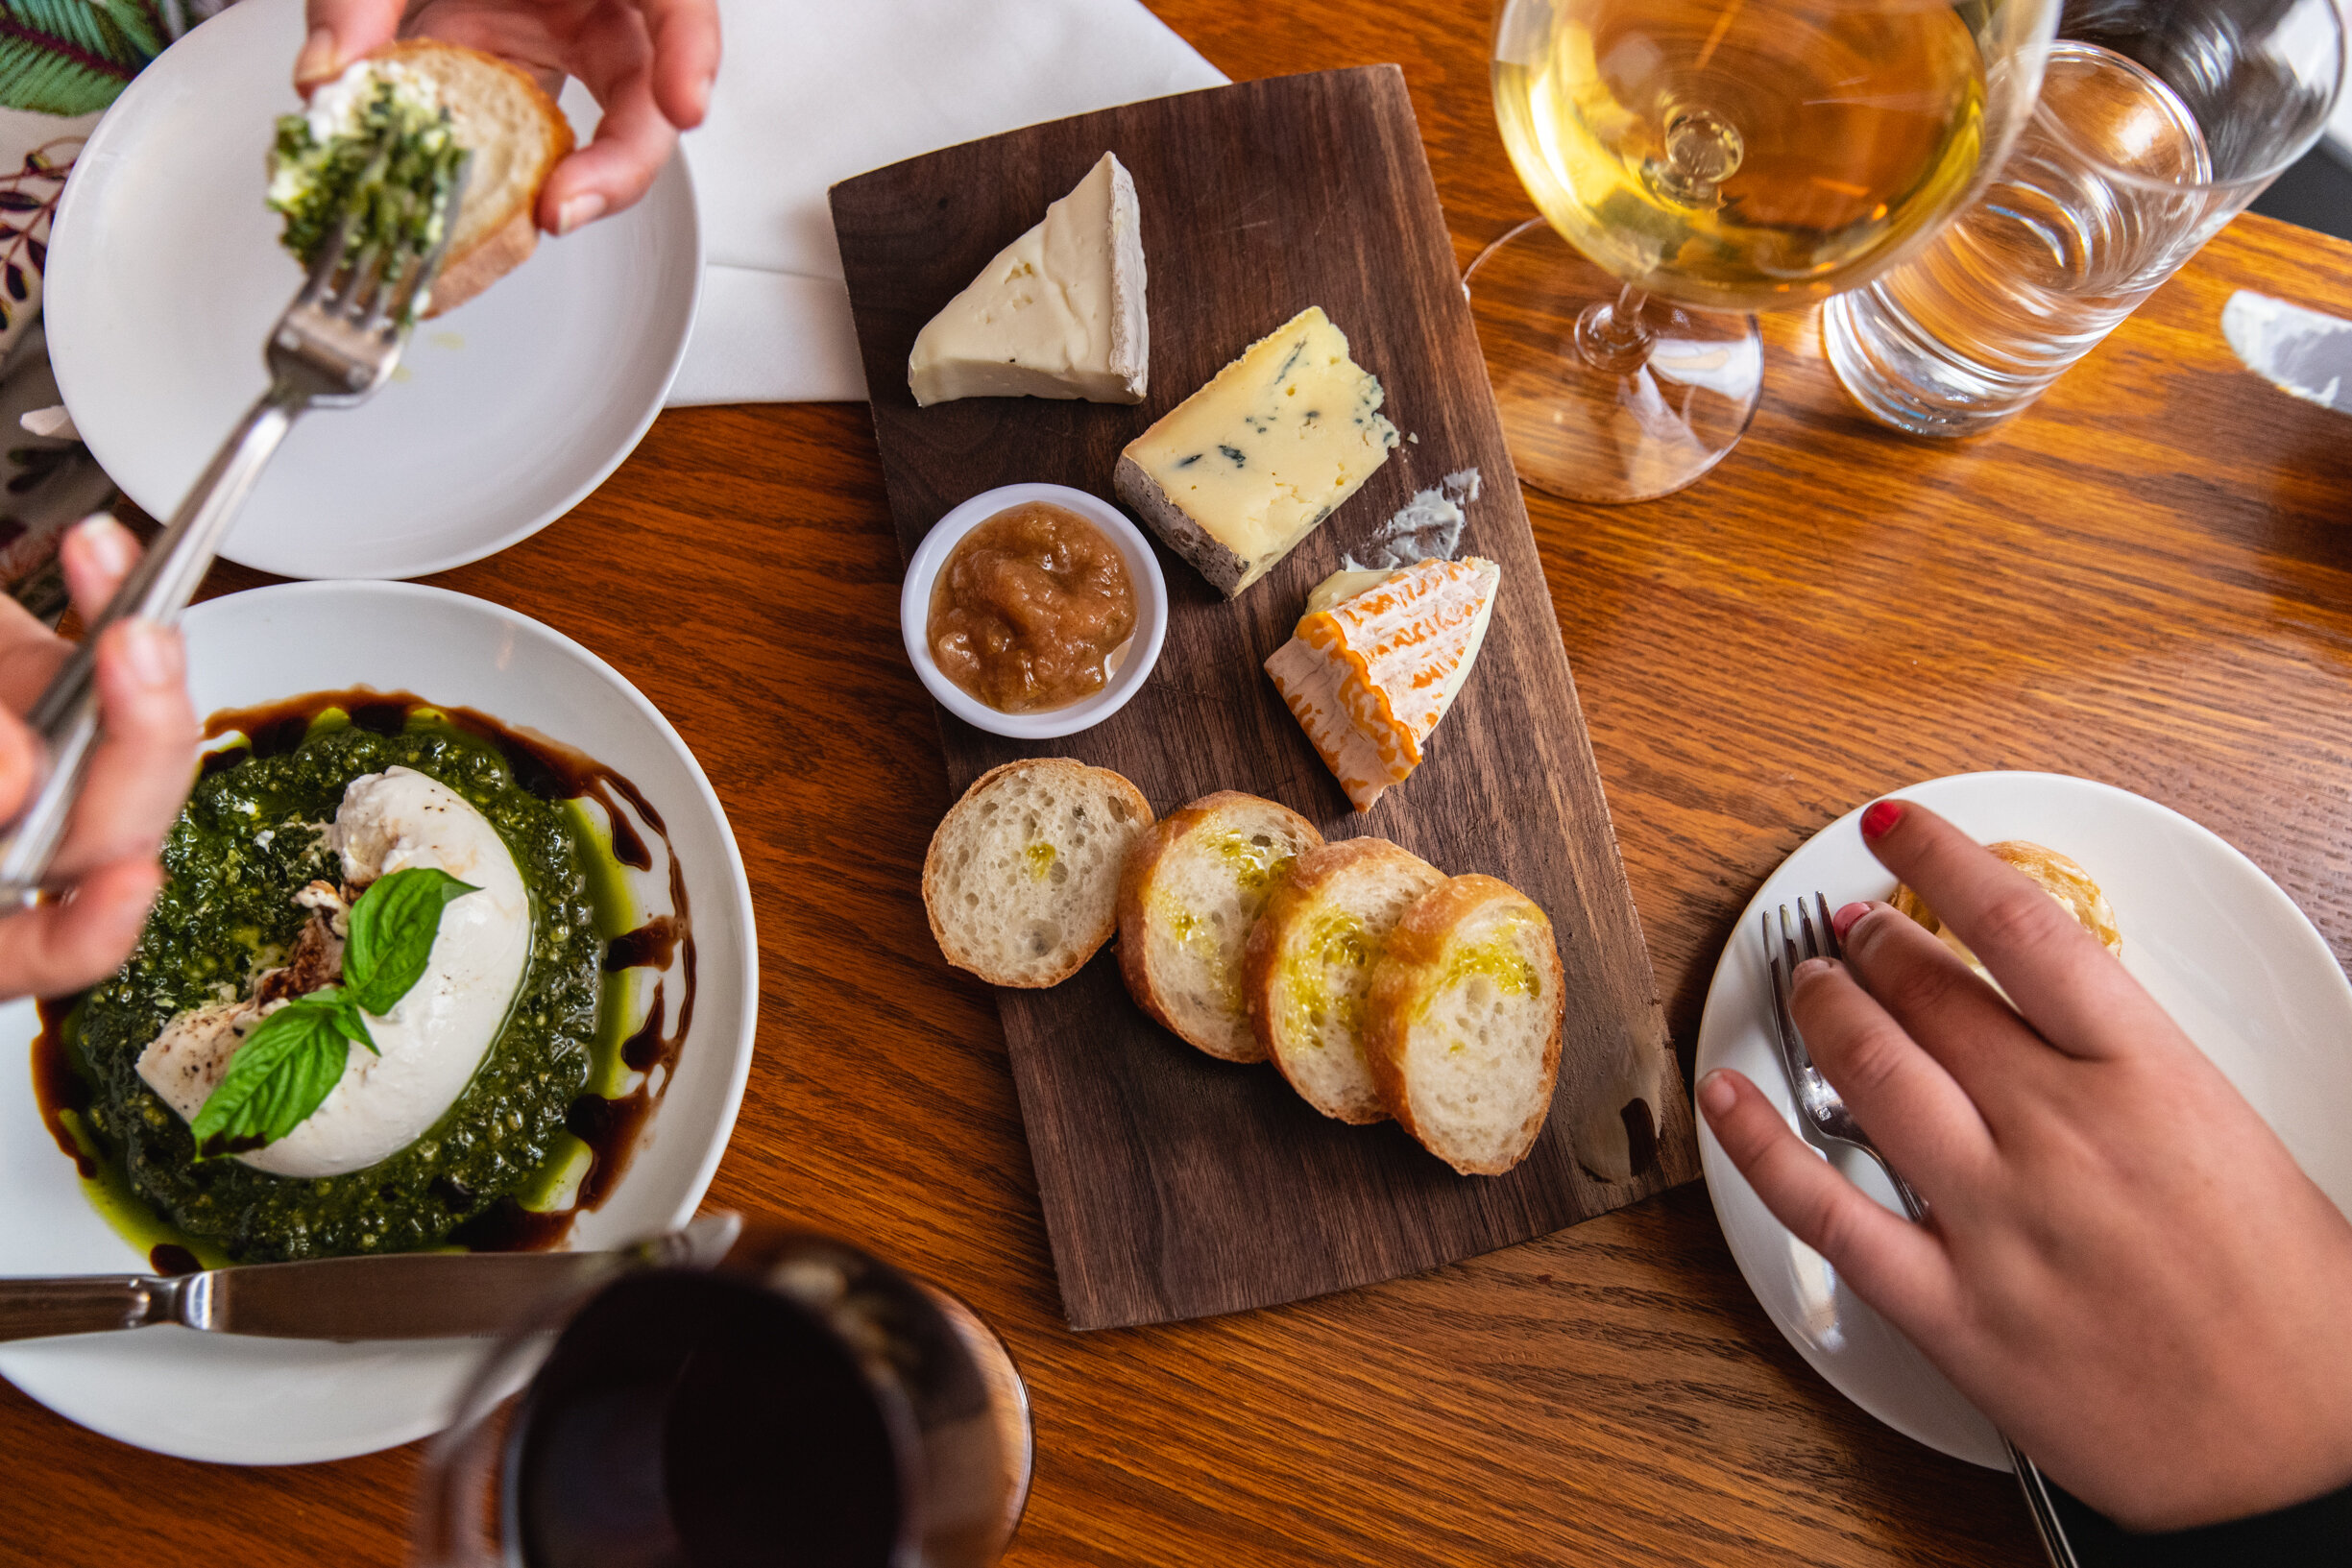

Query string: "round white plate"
[[0, 582, 758, 1463], [45, 0, 700, 581], [1695, 771, 2352, 1468]]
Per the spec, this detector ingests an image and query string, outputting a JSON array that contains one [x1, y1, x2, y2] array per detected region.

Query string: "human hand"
[[0, 517, 200, 999], [295, 0, 720, 234], [1700, 799, 2352, 1532]]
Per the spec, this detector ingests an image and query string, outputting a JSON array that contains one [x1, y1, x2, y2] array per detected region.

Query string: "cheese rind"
[[908, 151, 1149, 406], [1114, 306, 1399, 597], [1266, 557, 1500, 810]]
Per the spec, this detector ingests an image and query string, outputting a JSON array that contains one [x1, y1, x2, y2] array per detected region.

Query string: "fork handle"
[[1868, 1155, 2081, 1568], [0, 382, 305, 904]]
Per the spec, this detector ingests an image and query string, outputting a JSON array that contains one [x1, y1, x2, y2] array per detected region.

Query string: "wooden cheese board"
[[831, 64, 1698, 1331]]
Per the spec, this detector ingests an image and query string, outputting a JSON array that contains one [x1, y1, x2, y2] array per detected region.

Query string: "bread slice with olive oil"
[[280, 41, 571, 317], [1366, 875, 1564, 1175], [923, 760, 1153, 988], [1244, 838, 1445, 1123], [1116, 791, 1324, 1062]]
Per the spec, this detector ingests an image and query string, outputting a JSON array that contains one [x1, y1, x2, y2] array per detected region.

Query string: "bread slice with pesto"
[[274, 40, 572, 318], [1244, 838, 1446, 1123], [1116, 791, 1324, 1062], [923, 760, 1153, 988], [1366, 875, 1564, 1175]]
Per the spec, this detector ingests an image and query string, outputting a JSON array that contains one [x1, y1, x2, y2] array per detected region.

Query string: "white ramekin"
[[899, 482, 1169, 740]]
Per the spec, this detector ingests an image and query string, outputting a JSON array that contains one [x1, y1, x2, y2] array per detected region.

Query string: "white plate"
[[0, 582, 758, 1463], [1695, 771, 2352, 1468], [44, 0, 700, 581]]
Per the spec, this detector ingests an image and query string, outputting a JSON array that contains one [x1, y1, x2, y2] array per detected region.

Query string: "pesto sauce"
[[70, 712, 607, 1262], [268, 71, 465, 289]]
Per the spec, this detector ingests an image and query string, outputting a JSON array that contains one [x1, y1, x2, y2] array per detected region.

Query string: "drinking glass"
[[1825, 0, 2347, 436], [1471, 0, 2058, 501], [416, 1217, 1033, 1568]]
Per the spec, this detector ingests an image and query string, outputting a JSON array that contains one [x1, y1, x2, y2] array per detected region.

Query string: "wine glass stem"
[[1574, 284, 1659, 376]]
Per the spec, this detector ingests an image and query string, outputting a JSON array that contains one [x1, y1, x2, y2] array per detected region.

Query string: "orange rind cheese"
[[1264, 556, 1500, 811]]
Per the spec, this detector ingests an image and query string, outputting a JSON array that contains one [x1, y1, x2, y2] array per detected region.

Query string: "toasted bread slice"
[[1244, 838, 1446, 1122], [923, 760, 1153, 988], [1894, 839, 2122, 964], [1116, 791, 1323, 1061], [374, 40, 572, 316], [1366, 875, 1564, 1174]]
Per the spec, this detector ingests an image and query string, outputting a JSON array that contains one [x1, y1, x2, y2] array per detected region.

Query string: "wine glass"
[[1469, 0, 2059, 502]]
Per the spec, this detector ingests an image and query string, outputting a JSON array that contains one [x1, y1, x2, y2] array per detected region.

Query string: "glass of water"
[[1824, 0, 2346, 436]]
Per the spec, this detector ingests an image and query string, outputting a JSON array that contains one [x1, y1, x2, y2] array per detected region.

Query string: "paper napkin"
[[667, 0, 1228, 405]]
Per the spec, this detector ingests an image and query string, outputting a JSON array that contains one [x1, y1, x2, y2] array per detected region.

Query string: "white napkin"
[[667, 0, 1227, 405]]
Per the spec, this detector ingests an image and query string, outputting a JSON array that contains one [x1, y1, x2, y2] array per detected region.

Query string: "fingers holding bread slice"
[[1366, 875, 1564, 1175], [1116, 791, 1324, 1062], [924, 759, 1154, 987], [1244, 838, 1445, 1123]]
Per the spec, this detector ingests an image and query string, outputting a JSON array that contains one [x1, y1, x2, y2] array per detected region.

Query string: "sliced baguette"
[[1366, 875, 1564, 1175], [373, 40, 572, 316], [1116, 791, 1323, 1061], [1244, 838, 1446, 1123], [923, 760, 1153, 988]]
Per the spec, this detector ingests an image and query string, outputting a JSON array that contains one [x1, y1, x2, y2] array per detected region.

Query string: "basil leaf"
[[344, 867, 478, 1015], [305, 986, 379, 1056], [189, 1002, 359, 1159]]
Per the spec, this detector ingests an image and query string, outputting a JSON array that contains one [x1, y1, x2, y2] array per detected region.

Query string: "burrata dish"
[[56, 700, 634, 1262]]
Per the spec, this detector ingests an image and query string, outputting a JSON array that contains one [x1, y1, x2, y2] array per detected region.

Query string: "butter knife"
[[0, 1214, 741, 1343]]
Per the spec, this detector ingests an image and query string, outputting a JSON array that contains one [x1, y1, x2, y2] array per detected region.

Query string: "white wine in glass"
[[1471, 0, 2054, 501]]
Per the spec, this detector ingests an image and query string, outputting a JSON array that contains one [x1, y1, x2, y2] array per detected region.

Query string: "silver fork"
[[1761, 893, 2079, 1568], [0, 157, 471, 903]]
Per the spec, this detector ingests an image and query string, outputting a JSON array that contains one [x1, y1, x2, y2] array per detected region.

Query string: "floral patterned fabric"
[[0, 0, 230, 615]]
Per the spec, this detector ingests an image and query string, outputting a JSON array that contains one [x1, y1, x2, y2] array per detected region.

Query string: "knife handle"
[[0, 1275, 172, 1342]]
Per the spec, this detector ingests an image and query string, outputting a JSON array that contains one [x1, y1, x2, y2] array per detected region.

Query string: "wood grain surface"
[[5, 0, 2352, 1564], [831, 64, 1694, 1331]]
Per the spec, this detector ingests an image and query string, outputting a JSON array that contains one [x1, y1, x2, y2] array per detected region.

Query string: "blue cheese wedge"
[[908, 151, 1149, 406], [1114, 306, 1400, 597]]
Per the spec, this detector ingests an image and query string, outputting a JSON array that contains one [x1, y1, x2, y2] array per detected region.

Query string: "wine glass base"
[[1464, 221, 1763, 504]]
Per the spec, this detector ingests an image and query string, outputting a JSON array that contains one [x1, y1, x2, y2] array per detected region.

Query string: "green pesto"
[[267, 72, 465, 292], [70, 712, 608, 1262]]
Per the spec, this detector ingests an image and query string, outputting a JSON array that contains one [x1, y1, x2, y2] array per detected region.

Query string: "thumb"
[[296, 0, 409, 90]]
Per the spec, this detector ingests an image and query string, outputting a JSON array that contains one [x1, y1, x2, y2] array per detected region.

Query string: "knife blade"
[[0, 1214, 740, 1343], [2222, 290, 2352, 416]]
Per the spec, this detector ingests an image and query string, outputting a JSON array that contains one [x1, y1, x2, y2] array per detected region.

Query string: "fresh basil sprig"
[[191, 867, 478, 1159]]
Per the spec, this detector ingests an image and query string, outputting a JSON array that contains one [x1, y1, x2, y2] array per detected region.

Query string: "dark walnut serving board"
[[832, 65, 1697, 1331]]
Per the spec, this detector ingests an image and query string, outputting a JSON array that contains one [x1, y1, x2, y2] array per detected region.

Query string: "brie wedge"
[[1265, 557, 1501, 811], [908, 151, 1149, 406], [138, 766, 531, 1178]]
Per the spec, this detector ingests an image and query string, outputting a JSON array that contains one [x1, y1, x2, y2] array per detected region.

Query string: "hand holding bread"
[[297, 0, 720, 235]]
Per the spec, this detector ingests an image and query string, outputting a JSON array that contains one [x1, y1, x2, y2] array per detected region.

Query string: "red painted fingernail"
[[1832, 902, 1870, 941], [1697, 1071, 1735, 1118], [1859, 799, 1903, 840]]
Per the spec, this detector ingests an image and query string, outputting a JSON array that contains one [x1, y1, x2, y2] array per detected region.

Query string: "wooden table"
[[7, 2, 2350, 1562]]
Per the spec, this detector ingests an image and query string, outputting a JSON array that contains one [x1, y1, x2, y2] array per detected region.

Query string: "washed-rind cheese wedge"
[[1117, 791, 1324, 1062], [1115, 306, 1399, 597], [908, 151, 1149, 406], [1366, 874, 1564, 1176], [1244, 838, 1446, 1123], [1265, 556, 1500, 811]]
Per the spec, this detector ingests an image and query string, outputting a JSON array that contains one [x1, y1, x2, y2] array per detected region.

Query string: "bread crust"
[[371, 39, 573, 318], [922, 758, 1153, 988], [1245, 837, 1443, 1122], [1116, 790, 1322, 1061], [1365, 874, 1564, 1175], [1893, 838, 2121, 956]]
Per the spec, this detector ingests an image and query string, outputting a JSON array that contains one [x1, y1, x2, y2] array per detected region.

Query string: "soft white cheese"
[[908, 151, 1150, 405], [135, 766, 530, 1178]]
